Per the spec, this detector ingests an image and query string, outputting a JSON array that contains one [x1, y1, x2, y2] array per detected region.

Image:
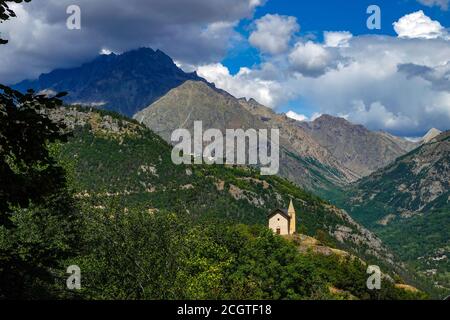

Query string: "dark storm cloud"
[[398, 62, 450, 92], [0, 0, 264, 83]]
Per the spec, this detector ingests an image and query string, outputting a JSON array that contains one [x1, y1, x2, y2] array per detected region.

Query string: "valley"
[[47, 105, 428, 299], [5, 47, 449, 299]]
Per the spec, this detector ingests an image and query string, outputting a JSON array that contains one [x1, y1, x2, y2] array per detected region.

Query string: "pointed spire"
[[288, 199, 296, 235], [288, 199, 295, 215]]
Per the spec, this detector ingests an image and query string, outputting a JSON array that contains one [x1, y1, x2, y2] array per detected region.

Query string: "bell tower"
[[288, 199, 296, 234]]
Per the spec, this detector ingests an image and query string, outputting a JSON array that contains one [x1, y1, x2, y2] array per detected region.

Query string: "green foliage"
[[54, 122, 385, 263], [47, 108, 431, 297], [377, 207, 450, 295], [0, 102, 430, 299], [0, 85, 69, 226], [0, 21, 80, 297], [69, 206, 425, 300]]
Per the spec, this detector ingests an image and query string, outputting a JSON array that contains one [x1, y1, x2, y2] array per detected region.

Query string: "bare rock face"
[[134, 80, 422, 194], [351, 130, 449, 215], [134, 80, 265, 143], [237, 99, 416, 181], [133, 80, 355, 193], [45, 106, 141, 138], [295, 114, 418, 178], [422, 128, 442, 144], [14, 48, 202, 117], [237, 99, 360, 182]]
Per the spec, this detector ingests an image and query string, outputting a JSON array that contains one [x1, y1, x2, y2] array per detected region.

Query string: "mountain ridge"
[[133, 80, 356, 194], [295, 113, 418, 178], [49, 105, 416, 277], [13, 48, 203, 116], [332, 130, 449, 292]]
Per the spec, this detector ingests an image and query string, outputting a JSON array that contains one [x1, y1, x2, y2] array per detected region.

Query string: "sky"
[[0, 0, 449, 137]]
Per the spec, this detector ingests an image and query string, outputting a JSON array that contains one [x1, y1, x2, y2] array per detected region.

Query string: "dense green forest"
[[66, 207, 426, 300], [0, 1, 412, 299], [0, 0, 442, 301], [326, 135, 450, 295], [376, 207, 450, 291], [0, 104, 429, 299]]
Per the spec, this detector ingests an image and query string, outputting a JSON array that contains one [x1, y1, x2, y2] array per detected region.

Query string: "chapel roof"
[[268, 208, 291, 220]]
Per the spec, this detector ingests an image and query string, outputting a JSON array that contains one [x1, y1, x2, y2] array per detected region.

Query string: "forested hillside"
[[44, 106, 429, 299], [329, 132, 450, 295]]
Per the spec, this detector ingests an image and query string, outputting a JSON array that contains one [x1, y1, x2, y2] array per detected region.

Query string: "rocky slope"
[[48, 105, 423, 284], [349, 130, 449, 220], [296, 114, 418, 178], [133, 80, 353, 193], [13, 48, 202, 116], [334, 131, 449, 292], [422, 128, 442, 144], [14, 47, 415, 185], [238, 98, 360, 182]]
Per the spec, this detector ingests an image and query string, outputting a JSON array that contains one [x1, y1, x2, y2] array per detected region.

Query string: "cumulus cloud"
[[288, 41, 344, 77], [0, 0, 263, 83], [2, 2, 449, 137], [398, 62, 450, 92], [286, 110, 321, 122], [324, 31, 353, 48], [196, 63, 290, 107], [291, 36, 450, 135], [249, 14, 299, 55], [417, 0, 449, 10], [197, 11, 450, 136], [393, 10, 448, 39], [201, 31, 450, 135], [348, 100, 417, 132]]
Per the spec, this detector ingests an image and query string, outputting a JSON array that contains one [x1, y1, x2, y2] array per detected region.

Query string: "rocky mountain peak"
[[422, 128, 442, 143], [13, 47, 203, 117], [296, 114, 417, 177]]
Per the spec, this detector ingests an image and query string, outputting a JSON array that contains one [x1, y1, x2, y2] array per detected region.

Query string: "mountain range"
[[13, 47, 420, 187], [331, 130, 449, 291], [47, 105, 429, 295], [12, 47, 449, 296], [134, 80, 356, 193], [296, 115, 418, 178], [13, 48, 202, 116]]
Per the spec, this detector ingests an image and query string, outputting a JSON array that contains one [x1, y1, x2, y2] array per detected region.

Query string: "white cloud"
[[348, 100, 416, 131], [404, 136, 423, 142], [169, 10, 450, 136], [195, 12, 450, 136], [196, 63, 288, 107], [393, 10, 447, 39], [204, 31, 450, 135], [99, 48, 115, 55], [417, 0, 449, 10], [286, 110, 322, 122], [288, 41, 340, 77], [249, 14, 299, 55], [0, 0, 263, 83], [286, 111, 308, 122], [324, 31, 353, 48]]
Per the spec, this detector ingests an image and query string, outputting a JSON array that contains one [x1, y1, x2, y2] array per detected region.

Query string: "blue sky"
[[203, 0, 450, 136], [1, 0, 449, 136], [224, 0, 450, 73]]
